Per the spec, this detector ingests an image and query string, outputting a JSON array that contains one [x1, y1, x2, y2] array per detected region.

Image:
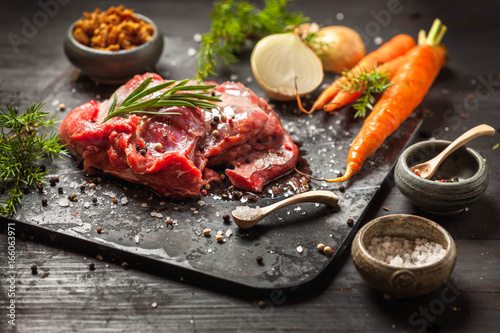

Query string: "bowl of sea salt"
[[351, 214, 456, 298]]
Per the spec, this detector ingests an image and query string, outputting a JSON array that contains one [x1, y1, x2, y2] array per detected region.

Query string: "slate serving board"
[[1, 35, 422, 290]]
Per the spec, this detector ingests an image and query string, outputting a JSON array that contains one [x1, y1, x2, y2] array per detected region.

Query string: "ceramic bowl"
[[63, 13, 163, 84], [394, 140, 488, 214], [351, 214, 457, 298]]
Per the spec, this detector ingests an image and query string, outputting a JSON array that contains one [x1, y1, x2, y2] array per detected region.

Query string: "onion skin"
[[314, 26, 366, 74]]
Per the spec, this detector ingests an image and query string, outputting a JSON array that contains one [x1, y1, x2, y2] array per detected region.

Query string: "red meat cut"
[[60, 73, 299, 197]]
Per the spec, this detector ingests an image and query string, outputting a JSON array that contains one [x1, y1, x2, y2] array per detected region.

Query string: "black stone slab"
[[2, 35, 422, 290]]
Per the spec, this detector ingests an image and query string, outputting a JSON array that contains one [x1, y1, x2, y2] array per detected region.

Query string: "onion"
[[307, 24, 366, 74], [251, 32, 324, 101]]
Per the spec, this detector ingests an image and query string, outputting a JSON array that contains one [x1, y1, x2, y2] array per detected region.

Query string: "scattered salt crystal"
[[84, 202, 90, 209], [193, 33, 202, 42], [233, 206, 262, 220], [230, 74, 239, 81], [151, 302, 158, 308], [121, 197, 128, 205], [374, 36, 384, 45], [59, 198, 70, 207], [296, 246, 303, 254], [135, 235, 140, 243], [225, 229, 233, 238], [187, 47, 197, 57], [141, 203, 148, 208], [368, 236, 446, 267], [336, 12, 344, 20]]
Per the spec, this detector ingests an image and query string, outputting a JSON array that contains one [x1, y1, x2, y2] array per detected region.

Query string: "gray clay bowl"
[[394, 140, 488, 214], [351, 214, 457, 298], [63, 13, 163, 84]]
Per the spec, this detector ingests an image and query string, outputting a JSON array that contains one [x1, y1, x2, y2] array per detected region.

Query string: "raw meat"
[[60, 73, 299, 197]]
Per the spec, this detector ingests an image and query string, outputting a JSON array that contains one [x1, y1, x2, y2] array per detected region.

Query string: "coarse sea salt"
[[232, 206, 262, 220], [367, 236, 447, 267]]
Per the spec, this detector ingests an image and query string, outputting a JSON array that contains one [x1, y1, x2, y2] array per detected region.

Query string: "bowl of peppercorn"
[[394, 140, 489, 214]]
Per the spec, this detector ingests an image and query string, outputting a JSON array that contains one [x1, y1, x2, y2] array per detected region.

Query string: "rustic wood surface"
[[1, 0, 499, 332]]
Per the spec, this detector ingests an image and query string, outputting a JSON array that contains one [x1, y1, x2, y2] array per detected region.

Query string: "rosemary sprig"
[[0, 103, 67, 217], [339, 67, 392, 118], [102, 77, 222, 123], [196, 0, 307, 80]]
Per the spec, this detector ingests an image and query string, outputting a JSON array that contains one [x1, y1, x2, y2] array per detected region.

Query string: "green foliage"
[[339, 68, 393, 118], [0, 103, 67, 216], [196, 0, 308, 80], [102, 77, 222, 123]]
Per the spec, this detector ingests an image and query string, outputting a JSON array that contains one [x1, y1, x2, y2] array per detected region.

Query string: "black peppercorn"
[[31, 264, 38, 274], [223, 214, 231, 223], [256, 256, 263, 265], [213, 116, 220, 122], [58, 187, 64, 194], [347, 218, 354, 227], [245, 157, 252, 163], [339, 185, 345, 193], [50, 178, 57, 187], [80, 185, 86, 193], [92, 197, 98, 204], [41, 198, 48, 207], [89, 263, 95, 270], [210, 121, 217, 127], [22, 185, 30, 194], [199, 145, 205, 152]]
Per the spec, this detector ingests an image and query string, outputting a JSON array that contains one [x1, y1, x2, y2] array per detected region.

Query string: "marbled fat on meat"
[[60, 73, 299, 197]]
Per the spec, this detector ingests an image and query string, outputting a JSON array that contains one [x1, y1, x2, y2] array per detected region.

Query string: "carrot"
[[323, 55, 409, 112], [299, 34, 415, 114], [322, 19, 448, 183], [323, 43, 448, 112]]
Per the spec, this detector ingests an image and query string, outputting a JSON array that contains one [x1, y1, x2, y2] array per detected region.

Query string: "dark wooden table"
[[1, 1, 499, 332]]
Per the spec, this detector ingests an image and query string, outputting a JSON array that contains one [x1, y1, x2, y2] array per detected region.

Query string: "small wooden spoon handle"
[[261, 190, 338, 215], [431, 124, 495, 164]]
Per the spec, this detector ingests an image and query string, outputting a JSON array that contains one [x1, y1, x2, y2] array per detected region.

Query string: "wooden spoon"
[[231, 190, 339, 229], [410, 124, 495, 179]]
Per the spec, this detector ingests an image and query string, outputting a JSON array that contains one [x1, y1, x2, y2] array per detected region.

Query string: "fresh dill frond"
[[0, 103, 67, 216], [339, 67, 392, 118], [196, 0, 308, 80], [102, 77, 222, 123]]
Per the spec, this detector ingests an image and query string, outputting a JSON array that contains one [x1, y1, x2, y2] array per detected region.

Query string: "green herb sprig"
[[102, 77, 222, 123], [196, 0, 308, 80], [339, 67, 393, 118], [0, 103, 67, 217]]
